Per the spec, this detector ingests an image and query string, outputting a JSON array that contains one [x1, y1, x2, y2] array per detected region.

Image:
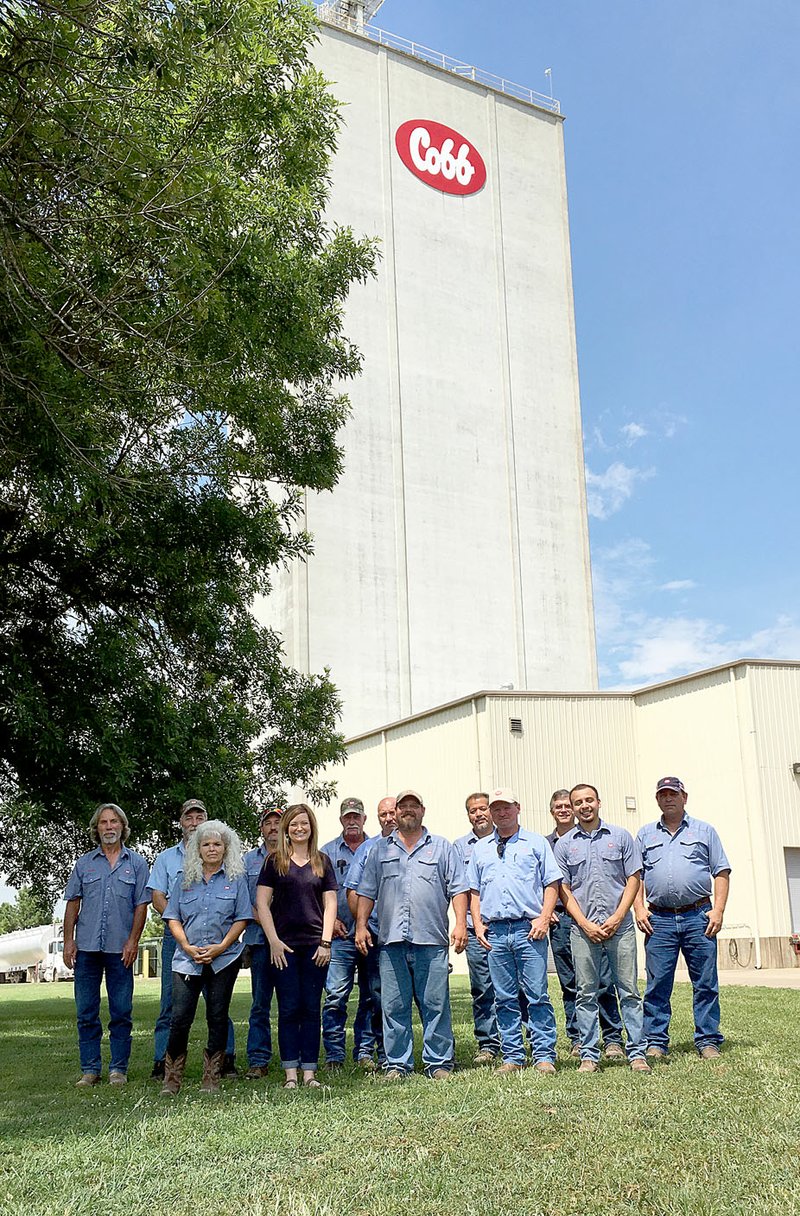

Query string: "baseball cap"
[[488, 787, 519, 806], [180, 798, 207, 815], [395, 789, 424, 805], [655, 777, 686, 794], [340, 796, 365, 814], [259, 807, 284, 823]]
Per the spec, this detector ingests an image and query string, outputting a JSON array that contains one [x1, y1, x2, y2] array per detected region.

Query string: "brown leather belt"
[[649, 898, 711, 915]]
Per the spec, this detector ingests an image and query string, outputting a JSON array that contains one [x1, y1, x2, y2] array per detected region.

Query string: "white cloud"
[[614, 614, 800, 686], [659, 579, 696, 592], [620, 422, 647, 445], [585, 462, 655, 519]]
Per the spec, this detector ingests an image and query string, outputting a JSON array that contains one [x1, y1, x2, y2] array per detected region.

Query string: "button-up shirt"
[[322, 834, 373, 936], [454, 830, 493, 927], [344, 837, 381, 934], [147, 841, 185, 903], [243, 843, 270, 945], [553, 820, 642, 929], [163, 866, 252, 975], [546, 827, 576, 911], [636, 815, 731, 908], [468, 828, 562, 922], [357, 830, 468, 947], [64, 846, 150, 953]]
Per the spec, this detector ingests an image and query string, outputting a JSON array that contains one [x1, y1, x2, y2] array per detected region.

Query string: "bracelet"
[[320, 940, 332, 949]]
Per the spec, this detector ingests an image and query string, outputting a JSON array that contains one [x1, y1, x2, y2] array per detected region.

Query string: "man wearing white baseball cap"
[[468, 788, 561, 1074]]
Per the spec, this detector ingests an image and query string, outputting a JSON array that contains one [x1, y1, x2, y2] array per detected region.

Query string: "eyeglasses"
[[496, 838, 507, 859]]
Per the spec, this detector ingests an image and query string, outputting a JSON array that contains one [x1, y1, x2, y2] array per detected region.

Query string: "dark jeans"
[[74, 950, 134, 1075], [550, 911, 624, 1045], [167, 959, 240, 1058], [274, 945, 328, 1071], [322, 936, 383, 1063], [246, 943, 276, 1066], [154, 927, 236, 1062]]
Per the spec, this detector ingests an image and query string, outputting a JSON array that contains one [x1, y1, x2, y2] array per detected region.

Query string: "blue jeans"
[[74, 950, 134, 1075], [167, 959, 240, 1057], [549, 911, 624, 1045], [379, 943, 454, 1075], [486, 920, 556, 1065], [246, 944, 276, 1067], [643, 906, 723, 1052], [321, 937, 381, 1063], [273, 945, 328, 1070], [153, 927, 235, 1062], [570, 924, 644, 1062], [465, 928, 500, 1053]]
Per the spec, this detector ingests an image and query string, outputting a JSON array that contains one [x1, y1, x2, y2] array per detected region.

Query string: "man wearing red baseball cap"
[[634, 777, 731, 1061]]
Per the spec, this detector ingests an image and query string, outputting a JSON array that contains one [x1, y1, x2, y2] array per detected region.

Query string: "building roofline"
[[343, 658, 800, 744]]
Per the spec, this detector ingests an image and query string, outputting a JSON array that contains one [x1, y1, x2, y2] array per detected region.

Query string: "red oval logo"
[[395, 119, 487, 196]]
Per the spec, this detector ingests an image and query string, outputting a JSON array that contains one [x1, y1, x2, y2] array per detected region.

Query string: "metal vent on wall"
[[509, 718, 523, 735]]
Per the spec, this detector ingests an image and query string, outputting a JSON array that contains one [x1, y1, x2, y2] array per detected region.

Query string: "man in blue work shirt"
[[321, 795, 378, 1071], [454, 792, 502, 1066], [554, 783, 649, 1073], [147, 798, 237, 1079], [469, 788, 561, 1074], [342, 795, 398, 1068], [634, 776, 731, 1060], [546, 788, 625, 1059], [63, 803, 150, 1087], [355, 789, 469, 1079], [242, 806, 283, 1078]]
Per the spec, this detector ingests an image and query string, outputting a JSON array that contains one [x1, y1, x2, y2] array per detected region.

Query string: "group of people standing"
[[60, 774, 730, 1090]]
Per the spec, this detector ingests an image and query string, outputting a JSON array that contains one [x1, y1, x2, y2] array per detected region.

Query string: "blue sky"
[[366, 0, 800, 687]]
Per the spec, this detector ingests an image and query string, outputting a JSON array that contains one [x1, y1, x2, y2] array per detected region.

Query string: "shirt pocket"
[[602, 846, 623, 863], [679, 838, 708, 864], [380, 862, 401, 880], [641, 841, 664, 871], [417, 859, 440, 884]]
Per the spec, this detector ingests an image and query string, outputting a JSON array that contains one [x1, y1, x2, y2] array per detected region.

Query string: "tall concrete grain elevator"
[[257, 1, 598, 736]]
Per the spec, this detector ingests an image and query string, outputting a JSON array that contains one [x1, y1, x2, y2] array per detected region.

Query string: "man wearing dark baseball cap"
[[634, 777, 731, 1061], [320, 796, 377, 1070]]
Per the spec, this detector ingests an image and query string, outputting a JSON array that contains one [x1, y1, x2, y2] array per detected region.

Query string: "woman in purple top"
[[256, 803, 338, 1089]]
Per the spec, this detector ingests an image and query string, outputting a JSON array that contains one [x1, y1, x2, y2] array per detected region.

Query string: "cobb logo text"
[[395, 119, 487, 196]]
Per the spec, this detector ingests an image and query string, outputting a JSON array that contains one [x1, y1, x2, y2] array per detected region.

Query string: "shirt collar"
[[656, 814, 689, 834], [573, 819, 609, 840]]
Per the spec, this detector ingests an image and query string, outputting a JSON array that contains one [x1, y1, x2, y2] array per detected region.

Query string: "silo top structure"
[[257, 6, 598, 737]]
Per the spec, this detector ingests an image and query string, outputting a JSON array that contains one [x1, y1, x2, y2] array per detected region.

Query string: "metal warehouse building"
[[318, 660, 800, 970]]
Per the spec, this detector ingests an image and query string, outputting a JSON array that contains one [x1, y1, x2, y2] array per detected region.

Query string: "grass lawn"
[[0, 976, 798, 1216]]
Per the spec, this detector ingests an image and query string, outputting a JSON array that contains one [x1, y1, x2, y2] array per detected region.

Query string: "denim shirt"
[[64, 846, 150, 953], [344, 837, 380, 935], [242, 844, 269, 946], [357, 830, 469, 947], [468, 828, 562, 922], [636, 815, 731, 908], [553, 820, 642, 929], [454, 830, 488, 928], [147, 841, 185, 901], [163, 866, 252, 975], [322, 834, 373, 937]]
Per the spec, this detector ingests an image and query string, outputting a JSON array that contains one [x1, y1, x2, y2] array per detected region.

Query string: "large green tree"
[[0, 0, 376, 899]]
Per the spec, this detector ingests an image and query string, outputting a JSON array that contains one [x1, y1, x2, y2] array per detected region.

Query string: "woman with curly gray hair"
[[161, 819, 251, 1096]]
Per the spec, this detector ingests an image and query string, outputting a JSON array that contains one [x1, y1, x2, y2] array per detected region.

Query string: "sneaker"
[[473, 1050, 498, 1066], [245, 1065, 270, 1080], [109, 1071, 127, 1086], [496, 1062, 524, 1075], [382, 1068, 406, 1081], [630, 1057, 651, 1073], [699, 1045, 721, 1060], [534, 1060, 556, 1075], [76, 1073, 100, 1087], [645, 1046, 668, 1060], [150, 1060, 165, 1081], [429, 1068, 452, 1081], [356, 1057, 377, 1072], [577, 1060, 599, 1073], [604, 1043, 626, 1060]]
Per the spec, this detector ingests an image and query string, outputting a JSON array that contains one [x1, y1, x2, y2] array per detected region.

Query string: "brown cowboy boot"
[[200, 1049, 224, 1093], [160, 1053, 187, 1096]]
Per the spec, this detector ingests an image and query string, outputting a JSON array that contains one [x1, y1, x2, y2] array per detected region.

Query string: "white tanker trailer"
[[0, 924, 70, 984]]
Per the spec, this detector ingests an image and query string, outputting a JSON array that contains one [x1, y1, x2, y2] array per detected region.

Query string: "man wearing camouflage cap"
[[320, 796, 377, 1070], [634, 777, 731, 1060]]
